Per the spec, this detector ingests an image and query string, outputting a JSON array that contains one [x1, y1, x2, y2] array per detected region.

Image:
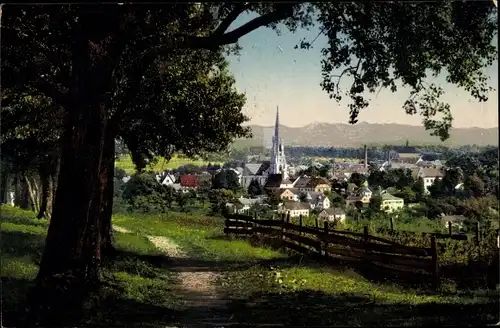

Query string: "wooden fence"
[[224, 213, 440, 286]]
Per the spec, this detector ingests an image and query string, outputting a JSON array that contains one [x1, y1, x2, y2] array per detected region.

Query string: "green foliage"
[[348, 172, 365, 187], [247, 179, 263, 197], [314, 1, 497, 139], [121, 172, 173, 213], [208, 189, 236, 216]]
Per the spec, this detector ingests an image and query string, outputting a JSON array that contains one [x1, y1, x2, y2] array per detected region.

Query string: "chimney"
[[364, 145, 368, 169]]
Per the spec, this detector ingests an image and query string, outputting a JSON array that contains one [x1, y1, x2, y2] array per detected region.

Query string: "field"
[[1, 205, 498, 326], [115, 154, 221, 175]]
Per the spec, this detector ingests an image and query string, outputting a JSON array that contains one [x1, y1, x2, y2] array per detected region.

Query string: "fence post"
[[390, 216, 394, 232], [430, 235, 439, 290], [363, 226, 369, 263], [323, 221, 329, 259], [298, 214, 303, 247], [253, 211, 258, 237], [448, 221, 452, 236], [281, 212, 285, 242], [315, 216, 319, 229]]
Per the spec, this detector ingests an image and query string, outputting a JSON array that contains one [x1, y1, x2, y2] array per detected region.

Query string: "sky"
[[226, 12, 499, 129]]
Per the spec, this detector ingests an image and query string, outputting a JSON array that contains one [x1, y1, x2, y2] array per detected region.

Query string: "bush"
[[121, 172, 172, 213]]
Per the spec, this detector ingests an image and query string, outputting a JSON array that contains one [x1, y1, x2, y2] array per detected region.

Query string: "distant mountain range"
[[234, 122, 498, 148]]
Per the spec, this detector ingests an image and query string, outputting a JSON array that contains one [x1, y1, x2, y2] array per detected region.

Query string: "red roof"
[[180, 174, 199, 187]]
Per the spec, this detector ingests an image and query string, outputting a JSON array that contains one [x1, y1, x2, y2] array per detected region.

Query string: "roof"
[[180, 174, 199, 187], [278, 188, 300, 195], [441, 215, 467, 223], [264, 174, 283, 188], [306, 177, 330, 188], [293, 177, 311, 188], [305, 191, 324, 202], [255, 161, 271, 175], [238, 197, 260, 206], [322, 208, 345, 216], [421, 167, 445, 178], [243, 163, 263, 176], [282, 202, 311, 211], [380, 193, 403, 201]]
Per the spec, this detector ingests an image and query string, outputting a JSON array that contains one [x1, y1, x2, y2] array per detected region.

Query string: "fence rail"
[[224, 213, 440, 285]]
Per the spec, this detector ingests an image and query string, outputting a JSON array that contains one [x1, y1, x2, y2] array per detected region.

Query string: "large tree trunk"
[[28, 103, 109, 326], [100, 132, 117, 258], [28, 30, 112, 328]]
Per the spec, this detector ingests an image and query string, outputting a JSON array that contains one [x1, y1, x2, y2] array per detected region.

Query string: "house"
[[275, 188, 300, 202], [160, 174, 176, 186], [227, 196, 261, 214], [278, 202, 310, 218], [318, 208, 346, 223], [380, 193, 404, 213], [346, 195, 370, 208], [356, 186, 372, 199], [264, 174, 294, 191], [292, 176, 311, 191], [304, 192, 330, 210], [441, 214, 469, 232], [411, 167, 445, 193], [441, 215, 467, 230], [240, 162, 270, 189], [180, 174, 199, 191], [196, 173, 212, 189], [308, 177, 332, 193]]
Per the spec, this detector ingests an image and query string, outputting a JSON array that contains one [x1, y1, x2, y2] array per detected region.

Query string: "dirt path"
[[146, 235, 233, 326], [113, 224, 233, 325]]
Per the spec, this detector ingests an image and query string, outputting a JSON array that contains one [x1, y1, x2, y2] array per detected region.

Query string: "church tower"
[[270, 106, 288, 179]]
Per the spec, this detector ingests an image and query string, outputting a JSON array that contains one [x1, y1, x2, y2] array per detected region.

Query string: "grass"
[[1, 205, 498, 326], [115, 154, 221, 175]]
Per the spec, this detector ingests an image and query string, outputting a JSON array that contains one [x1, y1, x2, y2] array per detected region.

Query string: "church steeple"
[[269, 106, 287, 179], [274, 106, 280, 141]]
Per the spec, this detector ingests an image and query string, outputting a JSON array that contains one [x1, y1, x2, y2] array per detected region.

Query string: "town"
[[110, 108, 497, 238], [2, 2, 498, 327]]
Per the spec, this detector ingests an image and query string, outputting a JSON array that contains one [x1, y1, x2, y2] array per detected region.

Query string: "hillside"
[[234, 122, 498, 148]]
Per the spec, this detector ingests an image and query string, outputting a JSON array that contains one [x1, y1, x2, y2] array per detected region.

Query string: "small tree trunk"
[[0, 172, 7, 204], [37, 169, 51, 219], [25, 173, 41, 214]]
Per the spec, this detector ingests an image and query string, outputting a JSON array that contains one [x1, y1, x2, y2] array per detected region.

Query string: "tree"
[[176, 191, 191, 212], [349, 172, 366, 188], [464, 174, 486, 198], [247, 179, 263, 197], [226, 170, 241, 193], [412, 177, 426, 201], [369, 195, 382, 212], [428, 179, 446, 199], [3, 3, 496, 322], [441, 167, 464, 196], [299, 193, 309, 202], [394, 186, 417, 204], [213, 171, 229, 190]]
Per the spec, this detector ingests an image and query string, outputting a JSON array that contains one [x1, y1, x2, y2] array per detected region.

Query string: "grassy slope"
[[115, 154, 222, 175], [1, 206, 497, 327]]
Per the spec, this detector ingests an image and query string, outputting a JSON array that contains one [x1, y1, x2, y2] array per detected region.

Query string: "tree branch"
[[213, 3, 248, 37], [191, 4, 298, 48], [3, 66, 69, 108]]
